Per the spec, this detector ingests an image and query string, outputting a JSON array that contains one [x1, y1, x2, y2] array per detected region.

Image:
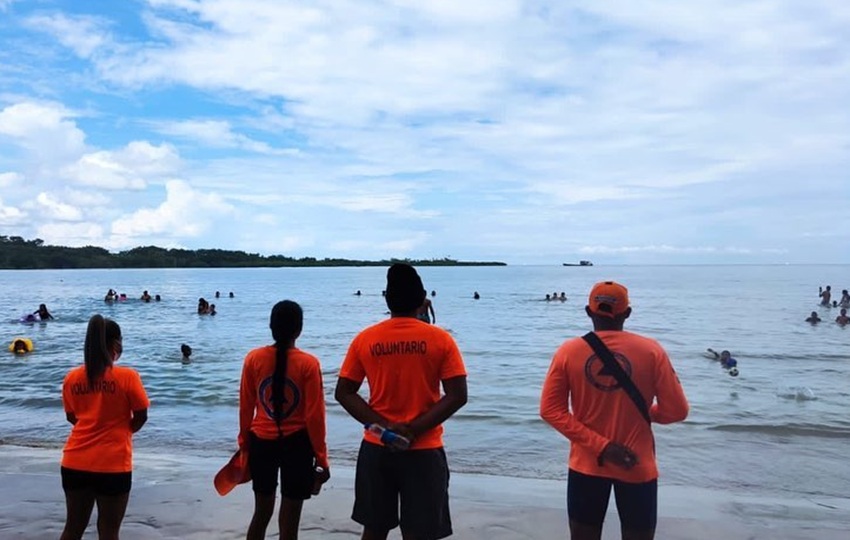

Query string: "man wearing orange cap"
[[540, 281, 689, 540]]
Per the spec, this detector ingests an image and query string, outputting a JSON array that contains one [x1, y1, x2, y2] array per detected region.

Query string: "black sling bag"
[[582, 332, 651, 426]]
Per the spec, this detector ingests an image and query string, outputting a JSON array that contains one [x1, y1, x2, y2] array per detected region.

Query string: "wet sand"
[[1, 445, 848, 539]]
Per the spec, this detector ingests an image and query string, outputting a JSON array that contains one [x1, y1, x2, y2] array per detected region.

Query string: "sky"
[[0, 0, 848, 265]]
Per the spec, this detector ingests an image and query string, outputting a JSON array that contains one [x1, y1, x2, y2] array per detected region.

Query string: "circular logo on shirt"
[[584, 352, 633, 392], [259, 376, 301, 420]]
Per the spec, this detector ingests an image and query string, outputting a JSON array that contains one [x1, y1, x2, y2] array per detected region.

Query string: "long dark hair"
[[84, 314, 121, 387], [269, 300, 303, 428]]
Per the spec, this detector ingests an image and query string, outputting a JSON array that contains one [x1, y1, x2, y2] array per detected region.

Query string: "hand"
[[600, 442, 638, 470], [385, 423, 414, 450], [312, 466, 330, 495]]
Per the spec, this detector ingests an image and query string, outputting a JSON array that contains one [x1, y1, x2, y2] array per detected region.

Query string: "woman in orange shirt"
[[239, 300, 330, 540], [60, 314, 149, 540]]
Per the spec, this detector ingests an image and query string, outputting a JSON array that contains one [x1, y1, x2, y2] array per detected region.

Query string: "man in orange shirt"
[[335, 263, 467, 540], [540, 281, 689, 540]]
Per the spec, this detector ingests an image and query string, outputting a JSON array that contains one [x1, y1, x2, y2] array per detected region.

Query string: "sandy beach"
[[1, 445, 848, 539]]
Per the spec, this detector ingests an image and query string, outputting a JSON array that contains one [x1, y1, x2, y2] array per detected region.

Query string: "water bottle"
[[364, 423, 411, 450]]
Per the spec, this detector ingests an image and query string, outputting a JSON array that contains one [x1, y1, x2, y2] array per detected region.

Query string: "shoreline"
[[2, 445, 848, 539]]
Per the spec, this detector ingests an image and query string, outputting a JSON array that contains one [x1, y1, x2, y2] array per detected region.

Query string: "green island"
[[0, 236, 506, 269]]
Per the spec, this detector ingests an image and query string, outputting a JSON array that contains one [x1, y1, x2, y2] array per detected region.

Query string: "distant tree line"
[[0, 236, 506, 269]]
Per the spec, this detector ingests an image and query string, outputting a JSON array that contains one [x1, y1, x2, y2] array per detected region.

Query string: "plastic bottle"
[[364, 423, 411, 450]]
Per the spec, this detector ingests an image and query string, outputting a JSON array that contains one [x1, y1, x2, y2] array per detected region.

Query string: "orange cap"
[[214, 449, 251, 496], [588, 281, 629, 318]]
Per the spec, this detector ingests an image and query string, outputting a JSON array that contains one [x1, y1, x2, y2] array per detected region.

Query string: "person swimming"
[[198, 298, 210, 315], [473, 291, 480, 300], [707, 348, 738, 369], [141, 291, 152, 302], [838, 290, 850, 309], [819, 285, 832, 306], [209, 304, 217, 316], [11, 339, 31, 354], [228, 291, 234, 298], [104, 289, 117, 302], [836, 308, 850, 326], [806, 311, 822, 324], [559, 292, 567, 302], [34, 304, 54, 320], [181, 343, 193, 363]]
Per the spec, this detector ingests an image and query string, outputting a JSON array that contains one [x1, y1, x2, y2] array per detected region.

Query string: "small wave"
[[708, 423, 850, 439], [776, 386, 817, 401]]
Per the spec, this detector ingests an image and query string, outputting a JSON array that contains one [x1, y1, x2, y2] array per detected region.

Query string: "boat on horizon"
[[562, 260, 593, 267]]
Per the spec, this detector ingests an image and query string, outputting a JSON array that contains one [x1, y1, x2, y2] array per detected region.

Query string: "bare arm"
[[130, 408, 148, 433], [334, 377, 387, 426], [406, 376, 467, 437]]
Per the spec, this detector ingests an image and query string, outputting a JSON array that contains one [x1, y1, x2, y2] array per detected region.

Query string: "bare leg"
[[569, 519, 603, 540], [278, 497, 304, 540], [95, 493, 130, 540], [61, 490, 96, 540], [247, 492, 276, 540], [362, 527, 390, 540]]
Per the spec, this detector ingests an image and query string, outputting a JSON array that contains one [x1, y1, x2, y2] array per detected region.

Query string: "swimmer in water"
[[836, 308, 850, 326], [181, 344, 192, 363], [34, 304, 54, 320], [805, 311, 822, 324], [707, 348, 738, 369], [12, 339, 30, 354], [819, 285, 831, 307], [838, 290, 850, 309], [416, 297, 436, 324], [473, 291, 480, 300]]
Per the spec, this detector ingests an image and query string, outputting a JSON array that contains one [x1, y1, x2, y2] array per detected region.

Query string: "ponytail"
[[84, 314, 121, 387], [269, 301, 303, 429]]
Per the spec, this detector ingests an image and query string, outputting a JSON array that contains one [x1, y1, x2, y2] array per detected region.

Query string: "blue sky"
[[0, 0, 848, 264]]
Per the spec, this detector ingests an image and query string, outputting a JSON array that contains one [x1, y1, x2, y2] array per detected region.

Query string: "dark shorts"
[[248, 430, 316, 499], [567, 469, 657, 532], [61, 467, 132, 496], [353, 441, 452, 540]]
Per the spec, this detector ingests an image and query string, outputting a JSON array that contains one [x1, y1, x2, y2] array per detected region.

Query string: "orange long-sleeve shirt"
[[239, 345, 329, 469], [540, 330, 688, 483]]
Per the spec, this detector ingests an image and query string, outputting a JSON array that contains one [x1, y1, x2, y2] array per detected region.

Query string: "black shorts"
[[248, 430, 316, 499], [567, 469, 657, 531], [353, 441, 452, 540], [60, 467, 132, 496]]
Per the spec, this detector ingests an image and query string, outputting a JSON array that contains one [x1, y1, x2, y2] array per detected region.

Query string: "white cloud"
[[0, 101, 85, 160], [6, 1, 849, 263], [0, 171, 23, 188], [24, 13, 111, 58], [110, 179, 234, 244], [34, 192, 83, 221], [153, 119, 295, 155], [63, 141, 179, 190], [577, 245, 789, 255], [36, 222, 105, 247], [0, 197, 26, 225]]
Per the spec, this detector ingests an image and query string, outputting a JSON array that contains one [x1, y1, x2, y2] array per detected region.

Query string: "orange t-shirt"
[[540, 330, 689, 483], [339, 317, 467, 450], [239, 345, 329, 469], [62, 365, 150, 473]]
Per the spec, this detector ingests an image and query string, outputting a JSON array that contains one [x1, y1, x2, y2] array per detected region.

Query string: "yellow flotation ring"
[[9, 337, 34, 353]]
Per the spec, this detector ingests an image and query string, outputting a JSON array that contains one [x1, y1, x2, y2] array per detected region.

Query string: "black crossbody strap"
[[582, 332, 651, 426]]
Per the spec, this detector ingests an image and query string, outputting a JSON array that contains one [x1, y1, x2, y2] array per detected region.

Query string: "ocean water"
[[1, 265, 848, 499]]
